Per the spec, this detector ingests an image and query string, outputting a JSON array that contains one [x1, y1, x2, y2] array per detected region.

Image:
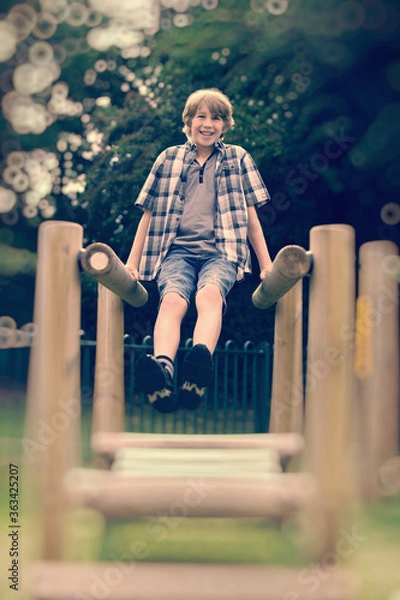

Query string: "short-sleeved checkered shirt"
[[135, 140, 270, 281]]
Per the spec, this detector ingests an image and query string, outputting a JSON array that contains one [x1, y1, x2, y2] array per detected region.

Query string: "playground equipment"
[[23, 221, 399, 599], [252, 244, 312, 310], [79, 241, 148, 308], [258, 246, 312, 435], [355, 241, 399, 500]]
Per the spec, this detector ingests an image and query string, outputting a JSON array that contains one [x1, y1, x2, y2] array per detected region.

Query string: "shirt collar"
[[186, 139, 224, 152]]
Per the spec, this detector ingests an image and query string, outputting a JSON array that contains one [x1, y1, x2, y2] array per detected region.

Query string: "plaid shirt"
[[135, 140, 270, 281]]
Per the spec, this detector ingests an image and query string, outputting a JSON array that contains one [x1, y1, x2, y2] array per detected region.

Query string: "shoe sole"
[[135, 354, 178, 414], [179, 345, 213, 411]]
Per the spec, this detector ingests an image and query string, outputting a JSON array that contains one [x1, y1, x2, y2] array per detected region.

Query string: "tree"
[[1, 0, 399, 341]]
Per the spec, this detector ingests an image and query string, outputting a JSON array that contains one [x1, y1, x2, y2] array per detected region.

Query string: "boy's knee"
[[196, 285, 223, 309], [160, 292, 188, 314]]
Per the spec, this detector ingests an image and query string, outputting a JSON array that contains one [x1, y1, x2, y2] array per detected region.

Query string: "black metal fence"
[[1, 338, 272, 434]]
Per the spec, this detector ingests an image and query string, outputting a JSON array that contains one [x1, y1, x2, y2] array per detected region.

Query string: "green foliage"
[[1, 0, 399, 341]]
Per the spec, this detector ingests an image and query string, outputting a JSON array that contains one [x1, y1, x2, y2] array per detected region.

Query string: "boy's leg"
[[154, 292, 189, 361], [192, 284, 223, 353], [136, 249, 194, 413], [136, 293, 188, 414], [179, 257, 237, 410]]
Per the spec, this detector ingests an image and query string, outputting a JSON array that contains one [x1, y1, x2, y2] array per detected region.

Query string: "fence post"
[[24, 221, 82, 560], [255, 342, 271, 433], [302, 224, 357, 560], [269, 281, 304, 434], [355, 241, 399, 500]]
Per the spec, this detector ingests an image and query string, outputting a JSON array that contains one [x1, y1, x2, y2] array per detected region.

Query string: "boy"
[[126, 88, 272, 413]]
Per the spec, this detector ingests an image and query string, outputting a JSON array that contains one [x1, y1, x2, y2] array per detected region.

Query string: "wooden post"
[[355, 241, 399, 499], [80, 242, 148, 307], [302, 224, 357, 560], [91, 284, 125, 437], [269, 281, 304, 434], [24, 221, 82, 560], [252, 245, 311, 310]]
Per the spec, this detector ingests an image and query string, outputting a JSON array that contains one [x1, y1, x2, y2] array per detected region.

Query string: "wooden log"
[[24, 221, 82, 560], [302, 225, 357, 561], [112, 462, 282, 477], [92, 285, 125, 437], [114, 447, 282, 464], [269, 281, 304, 434], [27, 561, 359, 600], [80, 242, 148, 307], [64, 468, 316, 519], [91, 432, 305, 461], [355, 241, 399, 500], [111, 448, 283, 476], [252, 245, 311, 310]]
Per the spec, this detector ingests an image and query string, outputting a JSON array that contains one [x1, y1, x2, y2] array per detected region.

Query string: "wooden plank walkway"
[[65, 468, 316, 519], [27, 562, 359, 600], [92, 432, 304, 461]]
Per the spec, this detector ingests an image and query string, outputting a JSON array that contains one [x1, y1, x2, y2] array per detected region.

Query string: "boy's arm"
[[125, 209, 152, 279], [247, 205, 273, 280]]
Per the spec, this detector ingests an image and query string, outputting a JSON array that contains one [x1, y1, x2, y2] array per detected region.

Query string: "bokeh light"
[[0, 0, 398, 236], [0, 187, 17, 214], [0, 22, 18, 62], [266, 0, 289, 16], [380, 203, 400, 226]]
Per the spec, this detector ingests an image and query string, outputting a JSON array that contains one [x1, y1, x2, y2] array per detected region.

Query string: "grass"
[[350, 498, 400, 600], [1, 386, 400, 599], [100, 517, 302, 565]]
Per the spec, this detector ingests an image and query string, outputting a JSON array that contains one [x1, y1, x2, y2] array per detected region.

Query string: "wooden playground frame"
[[20, 220, 398, 599]]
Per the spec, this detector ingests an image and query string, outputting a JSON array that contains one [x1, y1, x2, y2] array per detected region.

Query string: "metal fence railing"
[[1, 338, 272, 434]]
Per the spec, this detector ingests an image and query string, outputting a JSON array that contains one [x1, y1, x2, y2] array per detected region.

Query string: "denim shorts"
[[157, 246, 238, 306]]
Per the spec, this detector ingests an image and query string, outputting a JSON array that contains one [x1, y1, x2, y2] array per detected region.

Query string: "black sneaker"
[[135, 354, 178, 413], [178, 344, 214, 411]]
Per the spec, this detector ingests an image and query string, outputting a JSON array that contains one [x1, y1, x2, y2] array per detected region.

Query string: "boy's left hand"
[[126, 264, 139, 281], [259, 266, 272, 280]]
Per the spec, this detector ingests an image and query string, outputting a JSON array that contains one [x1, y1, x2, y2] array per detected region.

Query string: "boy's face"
[[190, 102, 226, 153]]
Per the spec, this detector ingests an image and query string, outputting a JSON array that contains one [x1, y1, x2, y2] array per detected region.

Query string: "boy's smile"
[[190, 103, 225, 156]]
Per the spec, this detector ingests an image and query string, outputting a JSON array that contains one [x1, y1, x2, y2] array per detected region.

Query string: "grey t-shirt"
[[172, 152, 218, 254]]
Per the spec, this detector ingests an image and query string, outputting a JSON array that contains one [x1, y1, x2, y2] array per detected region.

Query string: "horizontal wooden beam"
[[115, 447, 282, 463], [252, 245, 312, 310], [79, 242, 148, 307], [91, 432, 304, 462], [112, 447, 283, 477], [64, 469, 316, 519], [27, 561, 359, 600]]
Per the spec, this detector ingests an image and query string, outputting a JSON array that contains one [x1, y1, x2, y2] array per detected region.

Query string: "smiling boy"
[[126, 88, 272, 413]]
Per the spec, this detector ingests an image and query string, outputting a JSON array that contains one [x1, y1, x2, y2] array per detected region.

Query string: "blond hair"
[[182, 88, 235, 138]]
